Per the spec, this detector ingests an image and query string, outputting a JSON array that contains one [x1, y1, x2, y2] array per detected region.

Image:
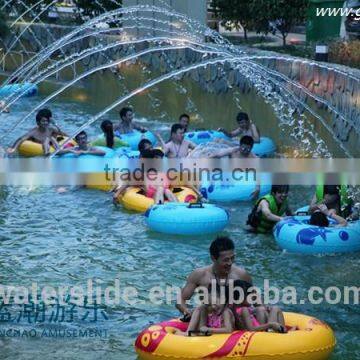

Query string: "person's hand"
[[251, 188, 260, 200], [269, 322, 283, 332], [200, 326, 209, 333], [318, 204, 329, 215], [6, 147, 16, 155]]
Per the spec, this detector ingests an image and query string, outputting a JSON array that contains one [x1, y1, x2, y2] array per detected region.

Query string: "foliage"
[[210, 0, 254, 40]]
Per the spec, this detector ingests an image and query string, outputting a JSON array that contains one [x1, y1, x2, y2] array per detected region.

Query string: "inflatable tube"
[[145, 202, 229, 235], [274, 214, 360, 254], [200, 173, 272, 202], [0, 83, 38, 97], [185, 130, 230, 145], [201, 183, 271, 202], [117, 186, 198, 213], [116, 147, 140, 158], [90, 134, 128, 149], [135, 312, 335, 360], [115, 130, 157, 150], [18, 137, 75, 157], [56, 146, 115, 174], [252, 137, 276, 158]]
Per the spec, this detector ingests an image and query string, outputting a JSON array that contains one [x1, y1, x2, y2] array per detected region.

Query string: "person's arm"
[[285, 205, 292, 216], [251, 124, 260, 143], [241, 308, 282, 332], [309, 194, 319, 214], [162, 142, 170, 156], [154, 132, 167, 150], [200, 308, 234, 334], [51, 125, 68, 138], [57, 148, 77, 156], [7, 130, 34, 153], [217, 127, 232, 137], [251, 184, 260, 201], [188, 141, 197, 150], [218, 127, 242, 138], [175, 270, 200, 316], [259, 200, 284, 223], [209, 147, 237, 159], [133, 123, 147, 133], [82, 147, 106, 156], [113, 185, 128, 202], [330, 213, 347, 227]]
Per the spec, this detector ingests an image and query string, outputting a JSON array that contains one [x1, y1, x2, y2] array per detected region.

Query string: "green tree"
[[210, 0, 254, 41], [251, 0, 309, 46], [74, 0, 121, 19]]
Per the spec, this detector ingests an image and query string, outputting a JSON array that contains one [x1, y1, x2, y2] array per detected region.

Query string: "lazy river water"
[[0, 81, 358, 359]]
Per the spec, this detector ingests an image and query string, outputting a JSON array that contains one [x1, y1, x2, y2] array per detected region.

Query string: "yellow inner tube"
[[18, 137, 76, 157], [117, 186, 198, 213], [135, 313, 336, 360]]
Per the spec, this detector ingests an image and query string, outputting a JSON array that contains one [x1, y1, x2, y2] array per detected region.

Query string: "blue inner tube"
[[200, 173, 272, 202], [251, 137, 276, 158], [115, 130, 157, 150], [54, 146, 115, 173], [274, 216, 360, 254], [0, 83, 38, 97], [116, 147, 140, 159], [145, 202, 229, 235], [185, 130, 230, 145]]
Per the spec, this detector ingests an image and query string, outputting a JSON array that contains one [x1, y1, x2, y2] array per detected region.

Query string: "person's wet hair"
[[226, 279, 253, 304], [209, 236, 235, 260], [171, 123, 183, 135], [152, 149, 164, 158], [179, 113, 190, 121], [36, 108, 52, 124], [310, 211, 329, 227], [101, 120, 114, 148], [240, 135, 254, 147], [138, 139, 152, 153], [75, 131, 87, 142], [141, 148, 164, 159], [324, 185, 340, 195], [236, 112, 249, 123], [119, 107, 133, 120], [271, 185, 289, 195]]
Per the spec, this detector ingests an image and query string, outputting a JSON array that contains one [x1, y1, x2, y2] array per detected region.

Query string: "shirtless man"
[[218, 112, 260, 143], [210, 135, 257, 159], [114, 107, 147, 134], [57, 131, 105, 156], [176, 236, 256, 319], [7, 108, 67, 155], [161, 124, 196, 158], [179, 113, 190, 133]]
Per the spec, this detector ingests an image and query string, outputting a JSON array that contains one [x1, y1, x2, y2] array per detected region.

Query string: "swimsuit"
[[236, 306, 260, 327], [206, 313, 223, 329], [145, 172, 170, 199]]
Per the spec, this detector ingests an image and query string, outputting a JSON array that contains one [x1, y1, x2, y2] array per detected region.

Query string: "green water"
[[0, 82, 358, 359]]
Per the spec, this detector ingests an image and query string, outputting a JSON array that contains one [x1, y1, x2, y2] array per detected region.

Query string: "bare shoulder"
[[188, 266, 210, 284]]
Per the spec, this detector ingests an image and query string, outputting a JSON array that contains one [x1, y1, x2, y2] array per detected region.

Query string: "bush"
[[328, 39, 360, 69]]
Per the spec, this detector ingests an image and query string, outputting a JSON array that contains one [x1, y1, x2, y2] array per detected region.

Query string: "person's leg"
[[255, 306, 268, 324], [164, 188, 178, 202], [186, 306, 204, 333], [175, 306, 202, 336], [154, 186, 165, 204]]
